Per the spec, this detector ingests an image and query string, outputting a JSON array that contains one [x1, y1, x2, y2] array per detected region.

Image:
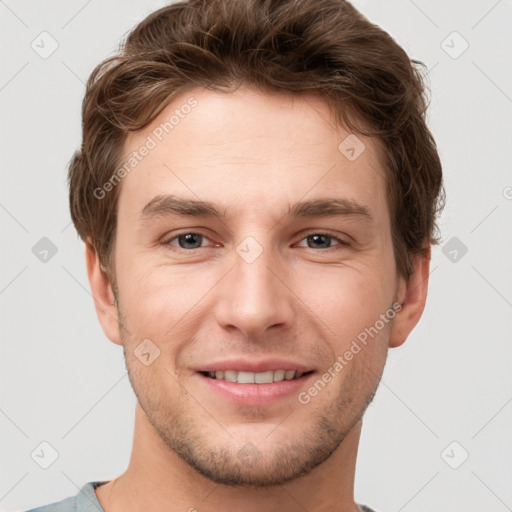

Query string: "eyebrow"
[[139, 194, 373, 223]]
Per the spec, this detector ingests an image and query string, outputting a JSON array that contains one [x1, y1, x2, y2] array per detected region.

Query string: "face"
[[90, 86, 423, 487]]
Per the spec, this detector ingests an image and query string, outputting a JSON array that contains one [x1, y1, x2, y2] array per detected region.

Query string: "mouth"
[[198, 369, 314, 384], [196, 364, 316, 406]]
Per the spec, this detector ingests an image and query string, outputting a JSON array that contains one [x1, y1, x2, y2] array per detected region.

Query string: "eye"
[[164, 232, 215, 250], [162, 231, 350, 252], [296, 233, 349, 250]]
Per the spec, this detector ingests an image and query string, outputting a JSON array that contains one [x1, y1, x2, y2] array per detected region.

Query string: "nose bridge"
[[214, 234, 293, 338]]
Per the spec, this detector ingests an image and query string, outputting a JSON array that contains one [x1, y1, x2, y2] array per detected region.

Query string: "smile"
[[200, 369, 310, 383]]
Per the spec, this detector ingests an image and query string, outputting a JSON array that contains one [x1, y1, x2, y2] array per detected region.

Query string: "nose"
[[213, 239, 295, 340]]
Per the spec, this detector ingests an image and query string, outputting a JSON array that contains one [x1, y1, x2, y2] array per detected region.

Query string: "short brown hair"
[[68, 0, 445, 284]]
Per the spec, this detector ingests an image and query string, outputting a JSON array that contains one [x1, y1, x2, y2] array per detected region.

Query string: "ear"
[[389, 247, 431, 348], [85, 241, 122, 346]]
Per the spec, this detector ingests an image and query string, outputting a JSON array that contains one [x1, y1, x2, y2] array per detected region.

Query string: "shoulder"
[[21, 481, 107, 512], [359, 505, 379, 512], [22, 495, 75, 512]]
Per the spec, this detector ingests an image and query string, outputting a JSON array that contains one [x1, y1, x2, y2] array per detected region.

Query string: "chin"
[[145, 406, 346, 488]]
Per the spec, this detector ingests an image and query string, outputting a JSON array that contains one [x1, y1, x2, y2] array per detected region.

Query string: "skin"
[[87, 86, 430, 512]]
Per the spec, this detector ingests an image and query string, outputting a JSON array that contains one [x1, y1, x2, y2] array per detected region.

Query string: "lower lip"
[[197, 372, 315, 406]]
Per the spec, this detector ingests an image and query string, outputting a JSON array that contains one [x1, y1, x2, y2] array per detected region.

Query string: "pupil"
[[177, 234, 330, 250], [309, 234, 330, 249], [179, 233, 202, 249]]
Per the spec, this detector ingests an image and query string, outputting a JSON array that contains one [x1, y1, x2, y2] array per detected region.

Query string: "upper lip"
[[195, 358, 314, 373]]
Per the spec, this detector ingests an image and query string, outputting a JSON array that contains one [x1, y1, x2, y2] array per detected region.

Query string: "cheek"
[[116, 258, 214, 345], [294, 260, 395, 344]]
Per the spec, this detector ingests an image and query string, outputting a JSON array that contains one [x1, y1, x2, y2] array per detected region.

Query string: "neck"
[[96, 404, 362, 512]]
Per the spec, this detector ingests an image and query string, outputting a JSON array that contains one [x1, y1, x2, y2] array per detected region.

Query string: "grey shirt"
[[23, 481, 379, 512]]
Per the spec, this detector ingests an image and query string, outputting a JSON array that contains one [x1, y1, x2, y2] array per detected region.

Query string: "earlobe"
[[389, 247, 431, 348], [85, 242, 122, 346]]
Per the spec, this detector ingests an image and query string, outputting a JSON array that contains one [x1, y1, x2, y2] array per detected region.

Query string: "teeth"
[[205, 369, 306, 383], [224, 370, 237, 382], [273, 369, 285, 382], [237, 371, 255, 384], [255, 371, 273, 384]]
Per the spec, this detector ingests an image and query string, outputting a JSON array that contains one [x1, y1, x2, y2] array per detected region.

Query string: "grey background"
[[1, 1, 511, 511]]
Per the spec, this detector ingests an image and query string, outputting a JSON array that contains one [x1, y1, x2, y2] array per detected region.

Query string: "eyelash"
[[162, 231, 350, 252]]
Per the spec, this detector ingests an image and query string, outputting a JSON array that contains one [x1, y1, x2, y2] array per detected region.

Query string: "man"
[[26, 0, 444, 510]]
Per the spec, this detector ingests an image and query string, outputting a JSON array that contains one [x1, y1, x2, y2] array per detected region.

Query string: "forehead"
[[117, 86, 389, 226]]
